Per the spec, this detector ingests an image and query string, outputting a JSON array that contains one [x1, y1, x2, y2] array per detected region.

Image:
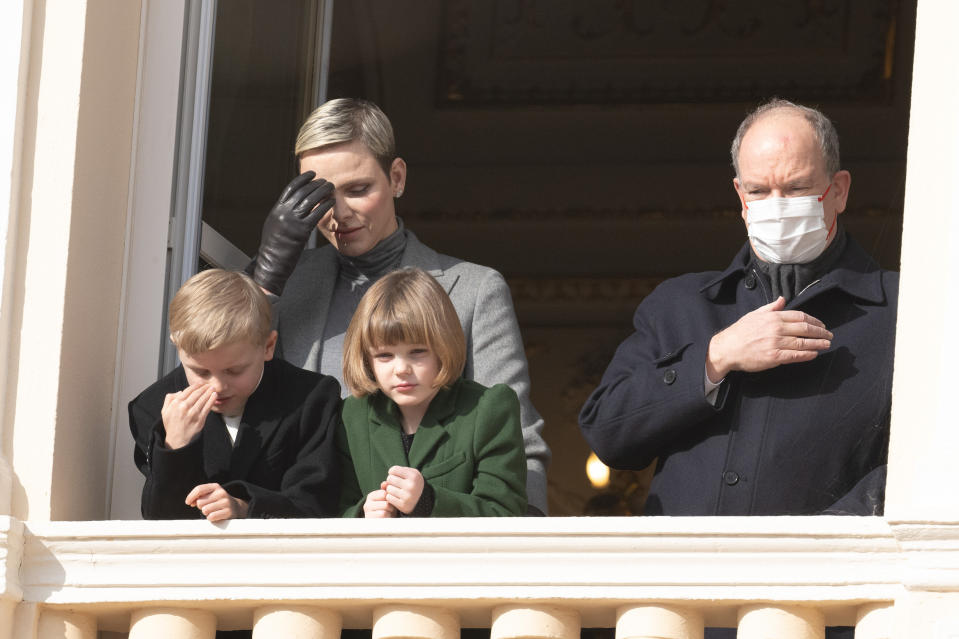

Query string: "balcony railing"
[[2, 515, 955, 638]]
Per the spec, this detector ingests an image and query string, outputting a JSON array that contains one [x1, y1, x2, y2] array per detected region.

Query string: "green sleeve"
[[431, 384, 528, 517], [336, 407, 366, 518]]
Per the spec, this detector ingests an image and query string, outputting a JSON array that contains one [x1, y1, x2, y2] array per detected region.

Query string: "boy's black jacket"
[[129, 358, 341, 519]]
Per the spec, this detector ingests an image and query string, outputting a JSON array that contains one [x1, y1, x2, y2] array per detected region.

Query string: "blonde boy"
[[129, 269, 341, 520]]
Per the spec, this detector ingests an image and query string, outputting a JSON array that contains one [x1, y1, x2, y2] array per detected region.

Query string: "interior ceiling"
[[319, 0, 915, 515]]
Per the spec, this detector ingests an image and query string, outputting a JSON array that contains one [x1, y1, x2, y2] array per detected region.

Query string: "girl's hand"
[[363, 482, 397, 518], [386, 466, 425, 515], [185, 483, 249, 522]]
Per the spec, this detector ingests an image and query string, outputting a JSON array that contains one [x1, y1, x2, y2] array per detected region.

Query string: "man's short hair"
[[295, 98, 396, 176], [730, 98, 841, 179], [169, 269, 273, 355], [342, 268, 467, 397]]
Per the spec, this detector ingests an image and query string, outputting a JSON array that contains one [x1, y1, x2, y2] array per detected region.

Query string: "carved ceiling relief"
[[439, 0, 899, 103], [495, 0, 846, 51]]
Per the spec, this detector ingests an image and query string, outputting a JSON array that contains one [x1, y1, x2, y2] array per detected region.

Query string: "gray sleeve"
[[704, 364, 725, 407], [466, 269, 551, 514]]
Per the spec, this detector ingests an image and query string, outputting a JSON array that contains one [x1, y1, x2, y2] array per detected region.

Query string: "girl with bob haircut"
[[338, 267, 527, 518]]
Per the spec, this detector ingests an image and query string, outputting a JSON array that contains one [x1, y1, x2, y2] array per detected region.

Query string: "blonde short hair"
[[343, 268, 466, 397], [295, 98, 396, 175], [169, 269, 273, 355]]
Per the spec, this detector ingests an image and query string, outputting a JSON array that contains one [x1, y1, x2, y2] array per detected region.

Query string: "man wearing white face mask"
[[579, 98, 898, 517]]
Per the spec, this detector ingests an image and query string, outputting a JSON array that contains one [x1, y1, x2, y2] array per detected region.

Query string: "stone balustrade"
[[1, 516, 956, 638]]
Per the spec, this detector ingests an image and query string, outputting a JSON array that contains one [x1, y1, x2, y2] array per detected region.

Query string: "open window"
[[132, 0, 913, 518]]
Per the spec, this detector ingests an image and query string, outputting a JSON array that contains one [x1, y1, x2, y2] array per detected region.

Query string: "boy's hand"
[[185, 483, 249, 522], [161, 381, 217, 449], [386, 466, 425, 515], [363, 481, 396, 518]]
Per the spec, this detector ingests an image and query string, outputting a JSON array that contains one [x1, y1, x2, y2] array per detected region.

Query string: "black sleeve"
[[224, 375, 343, 518], [821, 465, 887, 516], [128, 383, 208, 520]]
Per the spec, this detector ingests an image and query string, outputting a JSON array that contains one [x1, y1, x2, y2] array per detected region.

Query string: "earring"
[[395, 189, 403, 198]]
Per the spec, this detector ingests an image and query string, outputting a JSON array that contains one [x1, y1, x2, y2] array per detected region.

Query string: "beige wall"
[[106, 0, 186, 521], [0, 0, 952, 527], [0, 0, 956, 636], [3, 0, 142, 521], [885, 0, 959, 522]]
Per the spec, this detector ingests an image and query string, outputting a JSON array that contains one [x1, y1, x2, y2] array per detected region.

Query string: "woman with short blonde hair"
[[248, 98, 551, 515]]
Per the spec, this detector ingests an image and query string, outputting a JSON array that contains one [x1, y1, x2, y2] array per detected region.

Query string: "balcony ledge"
[[0, 516, 955, 631]]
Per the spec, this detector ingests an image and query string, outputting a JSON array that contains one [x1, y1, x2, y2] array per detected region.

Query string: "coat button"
[[744, 273, 757, 289], [663, 369, 677, 385], [723, 471, 740, 486]]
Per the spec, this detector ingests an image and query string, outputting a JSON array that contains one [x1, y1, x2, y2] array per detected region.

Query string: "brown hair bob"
[[342, 267, 466, 396]]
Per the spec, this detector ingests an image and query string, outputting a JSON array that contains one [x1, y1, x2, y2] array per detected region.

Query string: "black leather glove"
[[252, 171, 334, 295]]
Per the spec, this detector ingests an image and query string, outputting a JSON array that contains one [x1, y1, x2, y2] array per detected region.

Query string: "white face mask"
[[745, 186, 834, 264]]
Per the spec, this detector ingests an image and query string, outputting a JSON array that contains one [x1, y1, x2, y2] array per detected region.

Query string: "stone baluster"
[[129, 608, 216, 639], [491, 605, 580, 639], [373, 605, 459, 639], [737, 605, 824, 639], [616, 605, 704, 639], [253, 606, 342, 639], [855, 603, 893, 639], [37, 611, 96, 639]]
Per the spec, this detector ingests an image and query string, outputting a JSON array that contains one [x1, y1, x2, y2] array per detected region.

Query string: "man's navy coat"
[[579, 235, 898, 515], [129, 358, 342, 519]]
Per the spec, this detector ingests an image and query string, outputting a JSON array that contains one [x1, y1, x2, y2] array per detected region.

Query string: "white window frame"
[[108, 0, 334, 519]]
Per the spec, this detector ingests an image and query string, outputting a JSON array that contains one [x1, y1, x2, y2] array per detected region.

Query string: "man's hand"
[[252, 171, 335, 295], [185, 483, 249, 522], [161, 381, 217, 449], [385, 466, 425, 515], [706, 296, 833, 381], [363, 481, 397, 518]]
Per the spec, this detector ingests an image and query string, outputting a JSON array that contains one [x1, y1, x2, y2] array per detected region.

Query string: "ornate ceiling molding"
[[507, 276, 660, 304], [438, 0, 901, 105], [408, 207, 900, 223]]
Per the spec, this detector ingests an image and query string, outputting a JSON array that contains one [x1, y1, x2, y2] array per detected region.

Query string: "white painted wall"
[[3, 0, 141, 521], [8, 0, 88, 521], [0, 0, 948, 540], [107, 0, 186, 520], [0, 1, 31, 518], [885, 0, 959, 523]]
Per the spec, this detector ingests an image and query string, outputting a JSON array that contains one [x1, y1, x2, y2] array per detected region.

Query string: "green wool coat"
[[338, 378, 527, 517]]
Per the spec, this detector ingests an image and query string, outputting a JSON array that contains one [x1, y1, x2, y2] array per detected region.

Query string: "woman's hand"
[[252, 171, 335, 295]]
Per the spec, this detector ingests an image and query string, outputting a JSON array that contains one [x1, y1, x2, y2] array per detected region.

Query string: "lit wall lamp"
[[586, 451, 610, 489]]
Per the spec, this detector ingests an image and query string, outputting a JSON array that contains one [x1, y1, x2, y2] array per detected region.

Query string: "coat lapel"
[[201, 412, 233, 481], [278, 248, 339, 371], [307, 249, 338, 348], [228, 362, 284, 479], [178, 365, 234, 482], [791, 235, 886, 307], [407, 385, 458, 468], [402, 230, 460, 296], [368, 394, 410, 475]]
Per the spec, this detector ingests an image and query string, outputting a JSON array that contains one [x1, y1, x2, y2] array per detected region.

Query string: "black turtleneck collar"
[[336, 217, 408, 287], [749, 226, 848, 303]]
